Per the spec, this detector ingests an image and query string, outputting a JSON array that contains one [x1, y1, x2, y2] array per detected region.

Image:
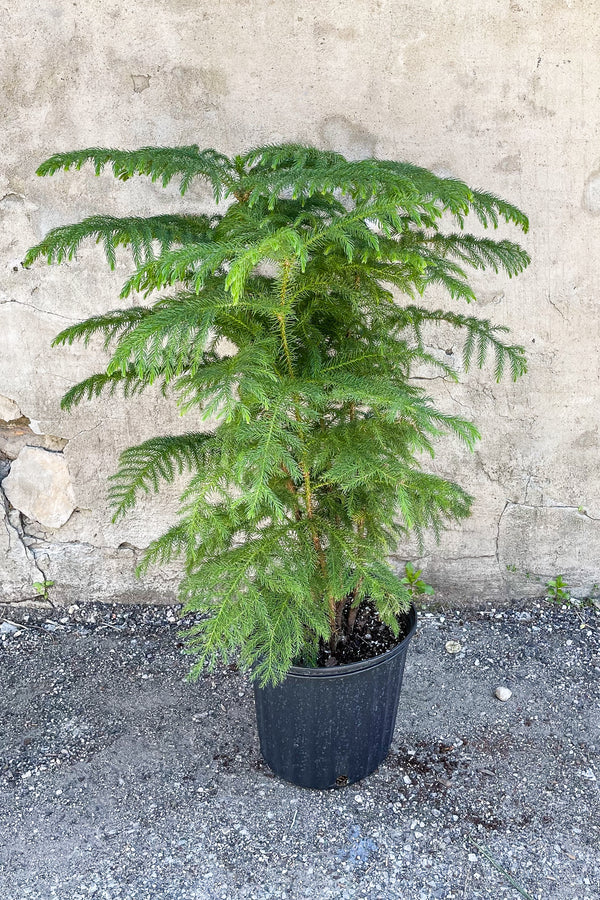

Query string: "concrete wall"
[[1, 0, 599, 606]]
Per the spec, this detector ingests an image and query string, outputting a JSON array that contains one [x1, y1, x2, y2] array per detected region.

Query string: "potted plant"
[[24, 143, 529, 788]]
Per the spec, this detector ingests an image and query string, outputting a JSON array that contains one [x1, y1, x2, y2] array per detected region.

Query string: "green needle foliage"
[[25, 143, 530, 685]]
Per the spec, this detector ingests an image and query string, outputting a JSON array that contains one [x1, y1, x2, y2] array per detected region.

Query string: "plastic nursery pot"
[[253, 604, 417, 790]]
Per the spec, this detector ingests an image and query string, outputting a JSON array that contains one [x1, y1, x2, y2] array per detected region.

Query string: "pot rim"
[[284, 603, 417, 679]]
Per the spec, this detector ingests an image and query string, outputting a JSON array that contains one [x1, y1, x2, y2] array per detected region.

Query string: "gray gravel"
[[0, 599, 598, 900]]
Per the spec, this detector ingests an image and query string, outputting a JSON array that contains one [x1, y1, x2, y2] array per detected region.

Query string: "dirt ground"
[[0, 599, 598, 900]]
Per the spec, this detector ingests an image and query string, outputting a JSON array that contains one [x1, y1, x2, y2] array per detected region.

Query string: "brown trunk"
[[347, 604, 359, 633], [334, 597, 345, 634], [329, 630, 339, 655]]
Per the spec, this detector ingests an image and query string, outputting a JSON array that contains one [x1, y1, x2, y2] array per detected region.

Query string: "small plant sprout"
[[402, 562, 435, 597], [32, 579, 55, 602], [546, 575, 570, 603], [545, 578, 598, 631]]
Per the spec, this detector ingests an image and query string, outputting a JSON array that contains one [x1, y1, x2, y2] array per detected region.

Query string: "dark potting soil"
[[312, 599, 412, 669]]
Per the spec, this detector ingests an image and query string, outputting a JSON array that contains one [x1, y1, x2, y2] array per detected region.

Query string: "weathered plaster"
[[1, 0, 599, 604]]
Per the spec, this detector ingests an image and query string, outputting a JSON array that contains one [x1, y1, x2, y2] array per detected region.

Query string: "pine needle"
[[468, 837, 537, 900]]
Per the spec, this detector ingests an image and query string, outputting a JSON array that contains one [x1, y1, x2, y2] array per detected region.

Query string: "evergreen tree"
[[24, 144, 529, 685]]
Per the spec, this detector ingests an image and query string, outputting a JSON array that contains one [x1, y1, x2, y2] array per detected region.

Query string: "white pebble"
[[445, 640, 462, 654], [495, 686, 512, 701]]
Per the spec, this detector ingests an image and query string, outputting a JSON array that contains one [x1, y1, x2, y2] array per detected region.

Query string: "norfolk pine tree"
[[24, 144, 529, 686]]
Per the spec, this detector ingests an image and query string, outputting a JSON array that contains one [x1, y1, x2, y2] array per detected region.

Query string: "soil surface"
[[0, 598, 598, 900], [313, 600, 413, 668]]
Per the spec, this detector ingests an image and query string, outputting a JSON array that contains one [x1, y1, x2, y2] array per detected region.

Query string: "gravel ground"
[[0, 599, 598, 900]]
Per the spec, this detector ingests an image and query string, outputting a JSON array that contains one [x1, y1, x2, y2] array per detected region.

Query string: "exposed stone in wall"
[[0, 432, 180, 606], [3, 445, 76, 529], [0, 418, 68, 460], [0, 402, 186, 605], [0, 395, 21, 422]]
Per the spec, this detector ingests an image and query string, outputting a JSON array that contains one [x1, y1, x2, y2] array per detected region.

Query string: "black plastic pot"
[[253, 605, 417, 789]]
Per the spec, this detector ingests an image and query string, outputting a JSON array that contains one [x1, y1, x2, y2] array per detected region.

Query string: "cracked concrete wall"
[[1, 0, 599, 606]]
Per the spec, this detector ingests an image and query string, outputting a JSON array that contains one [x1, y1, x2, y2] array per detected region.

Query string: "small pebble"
[[445, 641, 462, 654], [495, 686, 512, 701], [0, 622, 18, 635]]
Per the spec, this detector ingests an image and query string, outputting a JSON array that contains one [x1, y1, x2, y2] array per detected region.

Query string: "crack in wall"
[[442, 554, 496, 562], [546, 292, 566, 321], [499, 499, 600, 522], [410, 374, 451, 382], [405, 495, 595, 588], [495, 498, 600, 585], [68, 423, 102, 441], [539, 502, 600, 522], [0, 296, 76, 321], [495, 500, 510, 568], [0, 459, 53, 605], [442, 382, 470, 410], [18, 524, 145, 556]]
